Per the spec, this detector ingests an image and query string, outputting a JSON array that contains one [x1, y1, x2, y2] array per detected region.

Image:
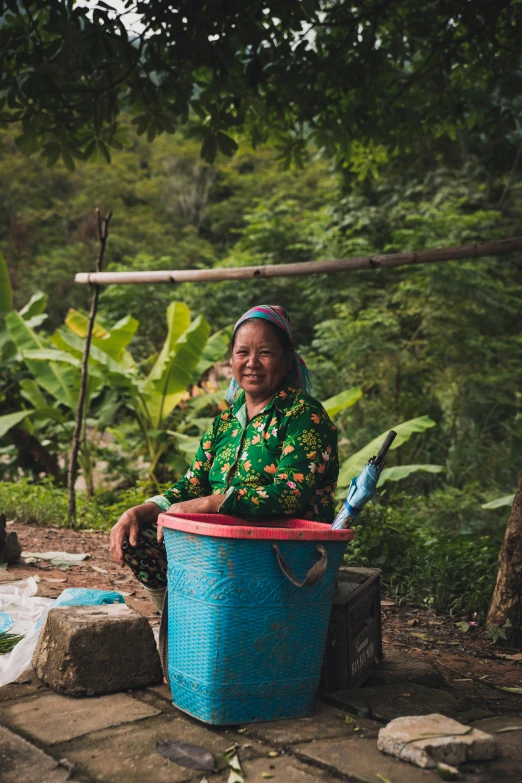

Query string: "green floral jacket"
[[148, 382, 338, 523]]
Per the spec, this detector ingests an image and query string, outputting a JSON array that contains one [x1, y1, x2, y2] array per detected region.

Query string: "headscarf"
[[225, 305, 312, 404]]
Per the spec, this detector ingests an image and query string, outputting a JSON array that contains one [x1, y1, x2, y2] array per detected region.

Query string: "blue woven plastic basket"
[[159, 513, 353, 725]]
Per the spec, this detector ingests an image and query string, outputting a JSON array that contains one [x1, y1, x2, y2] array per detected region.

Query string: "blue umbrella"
[[331, 431, 396, 530]]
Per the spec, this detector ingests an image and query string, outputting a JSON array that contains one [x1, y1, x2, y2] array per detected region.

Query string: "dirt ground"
[[5, 519, 522, 715]]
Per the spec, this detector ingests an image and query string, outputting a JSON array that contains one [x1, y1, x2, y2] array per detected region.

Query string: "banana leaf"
[[0, 410, 34, 439], [323, 386, 363, 417], [6, 312, 79, 408], [337, 415, 436, 491], [377, 463, 444, 486], [65, 309, 138, 368]]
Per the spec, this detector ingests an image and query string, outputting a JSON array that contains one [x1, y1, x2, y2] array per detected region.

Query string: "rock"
[[2, 532, 22, 564], [377, 713, 496, 768], [0, 514, 21, 564], [32, 604, 163, 696], [366, 649, 445, 689]]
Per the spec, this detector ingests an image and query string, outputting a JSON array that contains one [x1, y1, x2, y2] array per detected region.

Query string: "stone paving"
[[1, 656, 522, 783]]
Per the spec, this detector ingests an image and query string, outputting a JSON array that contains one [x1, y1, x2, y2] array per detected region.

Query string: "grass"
[[0, 632, 25, 653], [0, 478, 167, 531]]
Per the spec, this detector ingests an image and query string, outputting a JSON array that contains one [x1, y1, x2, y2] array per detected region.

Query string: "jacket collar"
[[230, 380, 298, 422]]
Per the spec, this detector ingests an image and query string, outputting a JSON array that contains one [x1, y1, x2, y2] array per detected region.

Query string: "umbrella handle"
[[376, 430, 397, 461], [272, 543, 328, 587]]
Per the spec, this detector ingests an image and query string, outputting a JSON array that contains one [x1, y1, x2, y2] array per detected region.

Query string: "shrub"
[[344, 493, 502, 618]]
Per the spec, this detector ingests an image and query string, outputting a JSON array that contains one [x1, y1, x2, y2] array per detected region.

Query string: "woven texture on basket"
[[163, 525, 347, 725]]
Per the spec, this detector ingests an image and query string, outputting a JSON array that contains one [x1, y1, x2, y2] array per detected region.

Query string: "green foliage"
[[0, 479, 167, 531], [345, 493, 502, 617], [2, 1, 522, 172], [0, 632, 25, 653], [481, 494, 516, 510], [338, 416, 437, 492], [0, 253, 12, 314]]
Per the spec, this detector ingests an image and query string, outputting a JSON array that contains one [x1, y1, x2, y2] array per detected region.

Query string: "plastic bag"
[[0, 612, 14, 633], [0, 581, 123, 687]]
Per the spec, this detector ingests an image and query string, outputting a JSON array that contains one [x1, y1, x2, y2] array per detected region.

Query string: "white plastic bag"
[[0, 578, 53, 687]]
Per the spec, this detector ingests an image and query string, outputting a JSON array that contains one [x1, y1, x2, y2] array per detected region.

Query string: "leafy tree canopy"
[[1, 0, 521, 169]]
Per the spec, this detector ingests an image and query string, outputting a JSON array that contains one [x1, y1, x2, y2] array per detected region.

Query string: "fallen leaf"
[[496, 653, 522, 662], [399, 693, 411, 697], [456, 621, 470, 632], [261, 775, 274, 780], [381, 600, 395, 606], [156, 740, 215, 772], [409, 632, 431, 641], [90, 565, 109, 574], [496, 726, 522, 733], [228, 754, 241, 772], [436, 761, 459, 780], [44, 578, 67, 583], [436, 641, 461, 645], [268, 751, 278, 757], [228, 772, 244, 783], [500, 687, 522, 694]]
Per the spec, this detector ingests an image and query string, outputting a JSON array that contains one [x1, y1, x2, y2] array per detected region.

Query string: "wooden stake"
[[74, 236, 522, 286], [67, 209, 112, 527]]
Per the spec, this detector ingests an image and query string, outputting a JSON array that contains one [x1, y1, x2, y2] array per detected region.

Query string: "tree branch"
[[67, 208, 112, 527]]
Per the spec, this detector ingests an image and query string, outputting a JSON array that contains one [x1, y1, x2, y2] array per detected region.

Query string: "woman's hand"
[[109, 502, 161, 567], [157, 494, 226, 543]]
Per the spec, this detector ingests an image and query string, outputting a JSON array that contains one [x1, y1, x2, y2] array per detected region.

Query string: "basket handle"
[[272, 543, 328, 587]]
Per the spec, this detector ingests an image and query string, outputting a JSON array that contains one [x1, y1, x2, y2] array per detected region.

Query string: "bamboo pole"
[[74, 236, 522, 286], [67, 209, 112, 527]]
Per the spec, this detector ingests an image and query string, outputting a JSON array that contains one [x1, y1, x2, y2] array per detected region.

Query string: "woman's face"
[[231, 320, 290, 401]]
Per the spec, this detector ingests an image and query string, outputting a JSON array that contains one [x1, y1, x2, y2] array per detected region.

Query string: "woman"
[[109, 305, 339, 610]]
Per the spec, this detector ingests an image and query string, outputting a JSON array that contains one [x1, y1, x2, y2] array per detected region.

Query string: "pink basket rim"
[[158, 512, 354, 541]]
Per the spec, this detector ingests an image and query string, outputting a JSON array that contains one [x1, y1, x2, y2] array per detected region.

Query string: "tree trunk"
[[487, 471, 522, 644]]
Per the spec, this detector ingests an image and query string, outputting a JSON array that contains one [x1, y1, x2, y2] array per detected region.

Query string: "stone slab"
[[212, 754, 336, 782], [0, 691, 161, 744], [244, 701, 379, 745], [472, 715, 522, 762], [377, 713, 496, 768], [325, 682, 464, 723], [0, 724, 70, 783], [51, 713, 270, 783], [295, 735, 442, 783], [33, 604, 163, 695], [366, 648, 445, 689], [0, 668, 48, 702]]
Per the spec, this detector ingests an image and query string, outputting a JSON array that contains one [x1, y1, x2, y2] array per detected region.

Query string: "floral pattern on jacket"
[[160, 382, 338, 523]]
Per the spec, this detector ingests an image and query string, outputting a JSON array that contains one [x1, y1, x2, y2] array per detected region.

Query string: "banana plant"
[[63, 301, 230, 484], [4, 308, 112, 493]]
